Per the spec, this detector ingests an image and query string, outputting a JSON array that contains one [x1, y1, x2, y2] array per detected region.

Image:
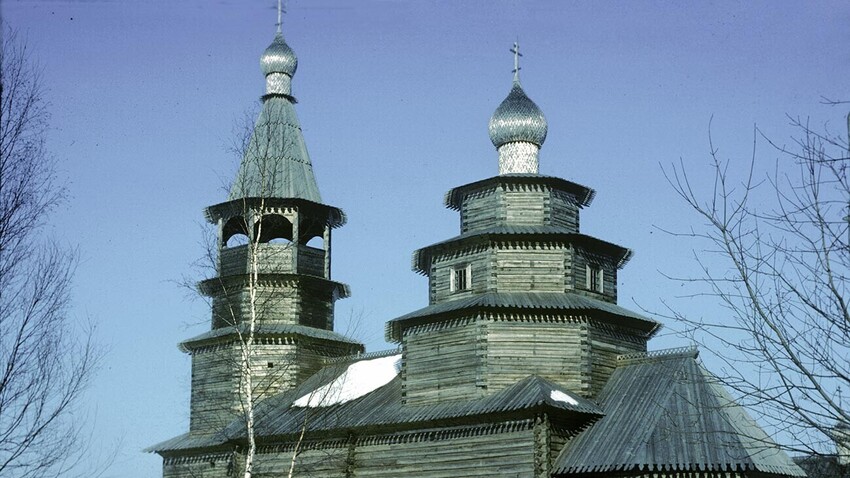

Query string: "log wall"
[[402, 317, 485, 406], [164, 421, 541, 478], [211, 280, 335, 330], [189, 340, 339, 434], [586, 322, 647, 397], [485, 318, 590, 396], [494, 245, 568, 293]]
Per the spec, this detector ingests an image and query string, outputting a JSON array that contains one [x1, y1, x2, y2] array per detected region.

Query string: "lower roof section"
[[553, 347, 805, 477], [148, 351, 601, 455], [385, 291, 660, 342], [179, 323, 363, 353]]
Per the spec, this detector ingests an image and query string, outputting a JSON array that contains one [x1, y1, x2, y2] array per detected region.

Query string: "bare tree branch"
[[661, 109, 850, 459], [0, 26, 103, 478]]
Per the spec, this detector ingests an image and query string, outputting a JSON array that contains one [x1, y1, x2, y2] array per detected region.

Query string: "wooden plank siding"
[[571, 250, 618, 304], [495, 245, 568, 293], [164, 421, 542, 478], [459, 182, 581, 235], [219, 243, 325, 278], [162, 452, 233, 478], [485, 319, 590, 397], [402, 317, 486, 406], [586, 323, 647, 397], [460, 185, 501, 234], [428, 241, 624, 306], [429, 247, 493, 304], [352, 423, 537, 478], [548, 189, 580, 232], [211, 281, 335, 330], [254, 441, 349, 478], [402, 314, 605, 404], [189, 340, 344, 434]]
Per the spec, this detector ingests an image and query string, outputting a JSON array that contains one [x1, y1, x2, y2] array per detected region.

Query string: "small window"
[[451, 264, 471, 292], [267, 362, 274, 368], [586, 264, 603, 293]]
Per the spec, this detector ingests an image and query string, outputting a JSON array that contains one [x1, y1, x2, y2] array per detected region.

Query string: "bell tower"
[[182, 30, 363, 435]]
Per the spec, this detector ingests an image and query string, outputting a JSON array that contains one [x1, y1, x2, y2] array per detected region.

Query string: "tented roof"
[[554, 348, 806, 476], [228, 95, 322, 203]]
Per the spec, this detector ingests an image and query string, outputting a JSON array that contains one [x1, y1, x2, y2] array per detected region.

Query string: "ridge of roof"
[[616, 345, 699, 366]]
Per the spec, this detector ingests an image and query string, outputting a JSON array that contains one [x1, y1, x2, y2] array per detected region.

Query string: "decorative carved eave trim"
[[198, 272, 350, 300], [444, 174, 595, 211], [412, 230, 632, 274], [385, 296, 659, 343], [204, 197, 346, 228], [616, 345, 700, 366], [179, 323, 364, 354]]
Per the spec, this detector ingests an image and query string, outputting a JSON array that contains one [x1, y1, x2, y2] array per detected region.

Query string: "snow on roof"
[[293, 354, 402, 408], [550, 389, 579, 406]]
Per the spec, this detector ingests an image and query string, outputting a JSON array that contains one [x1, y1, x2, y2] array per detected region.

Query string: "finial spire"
[[511, 41, 522, 84]]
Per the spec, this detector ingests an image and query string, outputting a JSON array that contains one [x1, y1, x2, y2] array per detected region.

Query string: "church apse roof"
[[553, 347, 806, 476]]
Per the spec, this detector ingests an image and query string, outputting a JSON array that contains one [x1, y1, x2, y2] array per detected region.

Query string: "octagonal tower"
[[388, 45, 659, 406]]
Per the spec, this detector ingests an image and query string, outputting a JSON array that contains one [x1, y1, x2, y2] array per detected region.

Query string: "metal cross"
[[276, 0, 284, 33], [511, 41, 522, 82]]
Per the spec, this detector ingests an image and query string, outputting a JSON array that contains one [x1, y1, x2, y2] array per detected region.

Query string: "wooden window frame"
[[451, 264, 472, 292], [586, 264, 603, 293]]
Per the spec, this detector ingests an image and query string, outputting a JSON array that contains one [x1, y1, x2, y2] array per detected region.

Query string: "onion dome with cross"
[[488, 42, 548, 175]]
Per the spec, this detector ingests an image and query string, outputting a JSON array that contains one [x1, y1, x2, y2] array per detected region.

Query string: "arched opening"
[[299, 218, 325, 248], [304, 235, 324, 249], [222, 217, 249, 248], [255, 214, 293, 244]]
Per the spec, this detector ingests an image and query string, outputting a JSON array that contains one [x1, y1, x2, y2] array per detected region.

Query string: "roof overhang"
[[205, 197, 346, 228], [444, 174, 595, 211], [413, 230, 632, 274]]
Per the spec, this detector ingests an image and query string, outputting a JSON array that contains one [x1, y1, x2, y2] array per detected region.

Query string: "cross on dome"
[[511, 41, 522, 83]]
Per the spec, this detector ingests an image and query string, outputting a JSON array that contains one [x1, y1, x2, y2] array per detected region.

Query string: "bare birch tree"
[[187, 106, 360, 477], [664, 112, 850, 458], [0, 28, 98, 477]]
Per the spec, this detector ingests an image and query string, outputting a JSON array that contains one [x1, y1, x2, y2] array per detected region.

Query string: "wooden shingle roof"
[[553, 347, 806, 476], [412, 227, 632, 274], [385, 291, 660, 342], [444, 174, 595, 210], [148, 352, 601, 454]]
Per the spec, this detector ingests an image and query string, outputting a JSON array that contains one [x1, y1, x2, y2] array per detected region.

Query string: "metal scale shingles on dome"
[[228, 32, 323, 203]]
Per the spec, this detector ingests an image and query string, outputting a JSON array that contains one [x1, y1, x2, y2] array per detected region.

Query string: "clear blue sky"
[[4, 1, 848, 475]]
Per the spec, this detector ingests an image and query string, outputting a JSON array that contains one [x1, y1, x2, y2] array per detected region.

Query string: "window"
[[451, 264, 471, 292], [586, 264, 603, 293]]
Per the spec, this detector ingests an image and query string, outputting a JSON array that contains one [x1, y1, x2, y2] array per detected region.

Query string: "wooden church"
[[149, 27, 806, 478]]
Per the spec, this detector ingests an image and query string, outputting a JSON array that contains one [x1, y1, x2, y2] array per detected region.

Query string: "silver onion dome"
[[261, 33, 298, 77], [488, 80, 548, 148]]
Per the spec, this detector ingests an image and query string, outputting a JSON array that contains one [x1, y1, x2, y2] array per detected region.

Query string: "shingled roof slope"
[[386, 291, 659, 342], [148, 352, 602, 453], [554, 348, 805, 476]]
